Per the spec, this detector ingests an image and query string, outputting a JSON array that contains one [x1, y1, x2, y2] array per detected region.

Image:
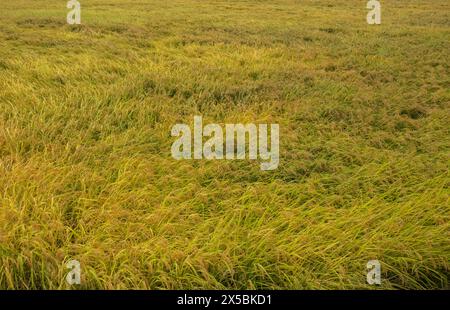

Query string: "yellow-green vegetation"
[[0, 0, 449, 289]]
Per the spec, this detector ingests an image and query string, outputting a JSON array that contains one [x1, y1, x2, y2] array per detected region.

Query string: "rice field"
[[0, 0, 449, 289]]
